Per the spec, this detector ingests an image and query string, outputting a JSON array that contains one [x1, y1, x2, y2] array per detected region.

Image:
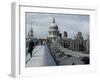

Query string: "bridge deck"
[[25, 45, 56, 67]]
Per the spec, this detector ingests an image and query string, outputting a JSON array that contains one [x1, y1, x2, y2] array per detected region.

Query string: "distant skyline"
[[25, 12, 90, 39]]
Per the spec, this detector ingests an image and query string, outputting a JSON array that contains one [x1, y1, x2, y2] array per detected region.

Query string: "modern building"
[[63, 31, 68, 38], [86, 35, 89, 53], [62, 32, 89, 53]]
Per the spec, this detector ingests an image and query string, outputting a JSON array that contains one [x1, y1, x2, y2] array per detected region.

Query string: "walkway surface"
[[25, 45, 56, 67]]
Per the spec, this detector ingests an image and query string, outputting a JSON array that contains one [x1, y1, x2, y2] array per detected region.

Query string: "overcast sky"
[[25, 12, 89, 39]]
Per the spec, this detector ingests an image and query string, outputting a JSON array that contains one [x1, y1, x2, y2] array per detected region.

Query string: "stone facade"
[[48, 18, 60, 42]]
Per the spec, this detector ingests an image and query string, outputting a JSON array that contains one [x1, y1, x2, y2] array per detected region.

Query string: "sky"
[[25, 12, 89, 39]]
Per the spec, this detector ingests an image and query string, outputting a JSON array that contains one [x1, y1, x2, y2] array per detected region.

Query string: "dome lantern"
[[52, 18, 55, 23]]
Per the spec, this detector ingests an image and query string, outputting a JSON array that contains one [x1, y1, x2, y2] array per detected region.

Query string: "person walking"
[[28, 39, 34, 58]]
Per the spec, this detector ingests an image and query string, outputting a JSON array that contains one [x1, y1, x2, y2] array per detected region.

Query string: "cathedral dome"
[[49, 18, 58, 29], [48, 18, 60, 42], [50, 23, 58, 29]]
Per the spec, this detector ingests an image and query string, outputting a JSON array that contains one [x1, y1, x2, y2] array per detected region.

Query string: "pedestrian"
[[28, 39, 34, 58]]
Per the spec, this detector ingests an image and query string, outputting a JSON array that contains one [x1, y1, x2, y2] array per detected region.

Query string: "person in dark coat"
[[28, 39, 34, 58]]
